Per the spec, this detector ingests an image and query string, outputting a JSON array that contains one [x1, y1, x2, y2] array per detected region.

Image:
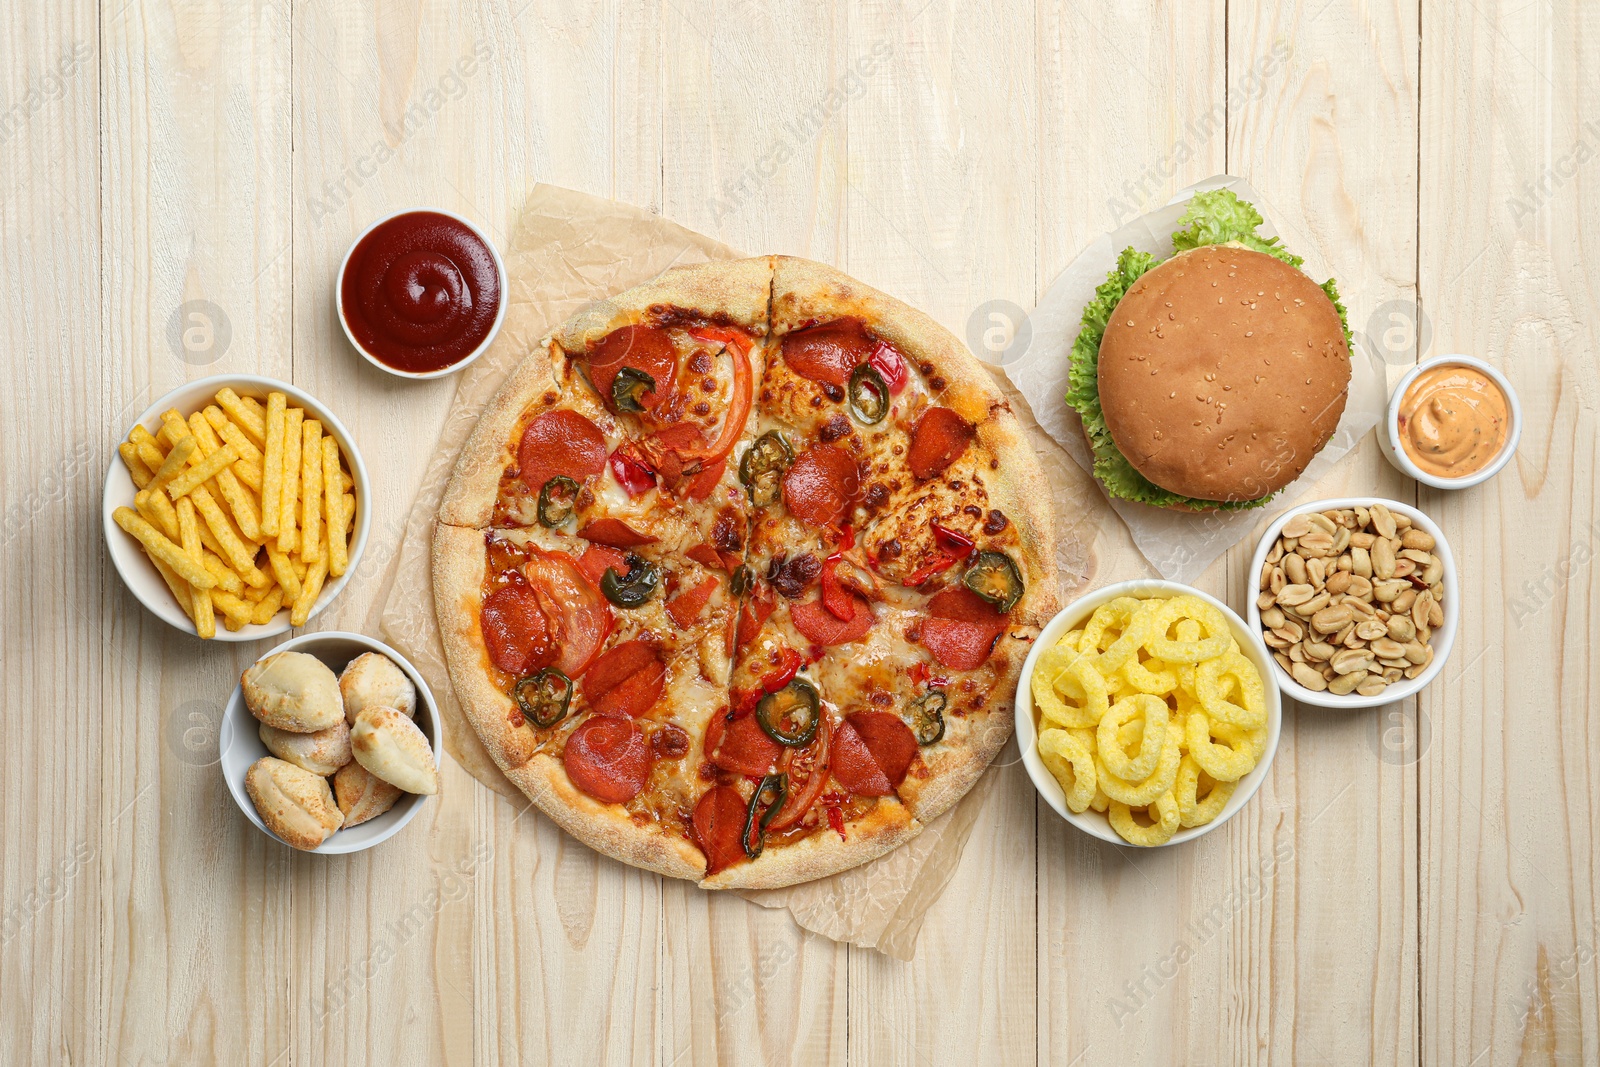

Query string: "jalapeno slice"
[[739, 430, 793, 507], [611, 367, 657, 413], [848, 363, 890, 424], [601, 554, 660, 608], [514, 668, 573, 728], [537, 475, 580, 528], [908, 690, 946, 745], [742, 773, 788, 858], [754, 679, 820, 747], [963, 550, 1024, 613], [729, 564, 755, 597]]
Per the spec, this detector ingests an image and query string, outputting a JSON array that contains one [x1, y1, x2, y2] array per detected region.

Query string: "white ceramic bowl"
[[335, 206, 508, 381], [1016, 579, 1282, 848], [1377, 354, 1521, 489], [220, 631, 441, 854], [1247, 497, 1458, 709], [102, 375, 371, 641]]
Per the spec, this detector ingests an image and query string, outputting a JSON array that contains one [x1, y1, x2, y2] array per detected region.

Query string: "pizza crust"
[[700, 798, 919, 890], [553, 255, 773, 353]]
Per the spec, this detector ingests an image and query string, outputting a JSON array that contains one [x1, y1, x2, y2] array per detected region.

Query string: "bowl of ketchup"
[[337, 208, 507, 379]]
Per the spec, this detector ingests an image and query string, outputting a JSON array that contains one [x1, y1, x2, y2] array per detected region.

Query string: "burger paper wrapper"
[[1004, 175, 1387, 583], [374, 184, 1092, 960]]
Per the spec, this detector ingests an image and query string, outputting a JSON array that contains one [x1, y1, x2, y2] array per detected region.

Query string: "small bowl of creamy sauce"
[[1379, 355, 1520, 489]]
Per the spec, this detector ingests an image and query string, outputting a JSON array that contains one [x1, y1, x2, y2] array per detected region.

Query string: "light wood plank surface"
[[2, 2, 1596, 1064]]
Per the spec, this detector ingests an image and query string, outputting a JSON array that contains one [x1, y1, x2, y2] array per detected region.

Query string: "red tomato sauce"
[[340, 211, 500, 373]]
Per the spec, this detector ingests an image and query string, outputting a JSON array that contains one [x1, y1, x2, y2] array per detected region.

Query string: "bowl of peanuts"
[[1247, 498, 1458, 709]]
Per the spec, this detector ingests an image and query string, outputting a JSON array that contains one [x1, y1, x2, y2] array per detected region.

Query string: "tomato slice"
[[522, 548, 613, 677], [765, 714, 833, 832]]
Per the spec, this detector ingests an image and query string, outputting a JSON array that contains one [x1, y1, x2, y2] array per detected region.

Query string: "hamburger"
[[1066, 191, 1352, 510]]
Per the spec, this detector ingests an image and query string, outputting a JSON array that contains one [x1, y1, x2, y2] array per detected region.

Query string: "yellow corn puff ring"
[[1091, 599, 1161, 673], [1097, 694, 1171, 780], [1175, 754, 1236, 827], [1195, 651, 1267, 729], [1089, 785, 1110, 813], [1080, 596, 1143, 652], [1186, 712, 1258, 783], [1109, 790, 1181, 847], [1145, 596, 1232, 664], [1038, 729, 1098, 813], [1121, 654, 1178, 695], [1055, 655, 1111, 727], [1097, 722, 1183, 806]]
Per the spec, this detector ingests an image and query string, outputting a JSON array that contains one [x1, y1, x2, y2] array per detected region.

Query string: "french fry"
[[290, 535, 330, 626], [134, 436, 167, 475], [340, 470, 354, 493], [148, 437, 197, 494], [244, 580, 273, 604], [129, 424, 161, 450], [112, 506, 216, 589], [261, 392, 286, 537], [250, 587, 286, 625], [165, 442, 238, 501], [238, 393, 266, 422], [201, 550, 245, 595], [118, 443, 154, 489], [134, 488, 181, 541], [263, 541, 303, 601], [233, 459, 263, 493], [300, 420, 323, 564], [149, 553, 193, 618], [215, 388, 266, 446], [210, 589, 256, 628], [175, 498, 216, 639], [190, 487, 269, 588], [291, 556, 307, 580], [205, 406, 264, 464], [321, 437, 349, 577], [186, 413, 263, 541], [278, 407, 303, 554], [160, 410, 192, 447]]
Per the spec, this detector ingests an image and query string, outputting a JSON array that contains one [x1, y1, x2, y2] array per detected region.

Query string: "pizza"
[[432, 256, 1057, 889]]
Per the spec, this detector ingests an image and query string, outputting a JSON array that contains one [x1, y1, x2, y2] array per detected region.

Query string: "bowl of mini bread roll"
[[220, 631, 442, 853]]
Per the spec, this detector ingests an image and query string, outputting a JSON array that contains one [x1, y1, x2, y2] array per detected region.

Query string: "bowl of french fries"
[[102, 375, 370, 640]]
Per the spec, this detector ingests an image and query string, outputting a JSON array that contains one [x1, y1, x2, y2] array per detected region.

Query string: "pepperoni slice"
[[480, 578, 551, 676], [523, 549, 613, 677], [666, 576, 720, 630], [907, 407, 974, 480], [782, 444, 860, 527], [585, 324, 679, 413], [582, 640, 665, 718], [517, 410, 607, 497], [765, 715, 832, 832], [563, 715, 652, 804], [692, 785, 749, 875], [791, 595, 875, 646], [831, 712, 918, 797], [579, 517, 658, 548], [576, 544, 628, 588], [919, 585, 1008, 670], [705, 708, 784, 776], [781, 318, 873, 387]]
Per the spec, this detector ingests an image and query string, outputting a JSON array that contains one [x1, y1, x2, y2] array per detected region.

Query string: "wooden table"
[[5, 2, 1597, 1063]]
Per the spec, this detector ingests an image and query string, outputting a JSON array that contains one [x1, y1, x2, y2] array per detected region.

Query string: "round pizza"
[[432, 256, 1057, 888]]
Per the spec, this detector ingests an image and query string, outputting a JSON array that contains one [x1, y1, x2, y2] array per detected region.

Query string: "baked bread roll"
[[350, 706, 439, 795], [339, 652, 417, 724], [259, 719, 352, 777], [243, 651, 343, 733], [245, 757, 344, 850], [333, 760, 404, 828]]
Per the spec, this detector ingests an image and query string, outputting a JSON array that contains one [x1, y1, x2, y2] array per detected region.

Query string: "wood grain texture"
[[1, 1, 1595, 1064]]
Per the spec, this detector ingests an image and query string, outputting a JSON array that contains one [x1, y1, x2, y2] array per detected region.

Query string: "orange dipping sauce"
[[1397, 364, 1510, 479]]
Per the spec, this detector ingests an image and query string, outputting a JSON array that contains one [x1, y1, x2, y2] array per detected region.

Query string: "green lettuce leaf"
[[1065, 189, 1350, 510]]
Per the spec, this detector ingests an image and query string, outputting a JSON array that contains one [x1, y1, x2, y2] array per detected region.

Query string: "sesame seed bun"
[[1095, 245, 1351, 505]]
